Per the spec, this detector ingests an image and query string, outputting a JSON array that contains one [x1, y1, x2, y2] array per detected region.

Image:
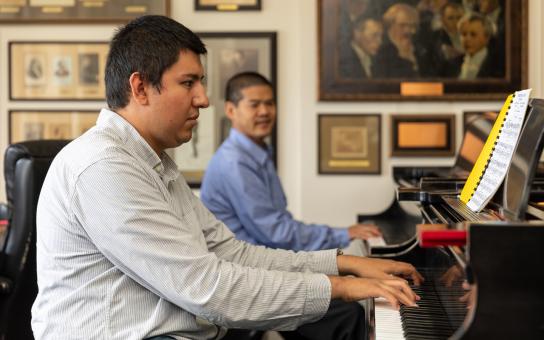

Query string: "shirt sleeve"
[[188, 188, 338, 275], [222, 159, 350, 251], [72, 156, 331, 330]]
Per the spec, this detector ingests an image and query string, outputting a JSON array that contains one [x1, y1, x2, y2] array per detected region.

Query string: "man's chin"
[[176, 133, 193, 146]]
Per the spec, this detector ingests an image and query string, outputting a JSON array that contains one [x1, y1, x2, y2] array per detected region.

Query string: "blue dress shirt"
[[201, 128, 350, 251]]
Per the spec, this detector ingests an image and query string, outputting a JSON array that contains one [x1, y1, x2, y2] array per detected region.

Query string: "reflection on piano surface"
[[363, 98, 544, 339]]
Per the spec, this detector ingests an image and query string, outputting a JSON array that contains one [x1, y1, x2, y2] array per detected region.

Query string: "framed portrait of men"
[[318, 0, 527, 101]]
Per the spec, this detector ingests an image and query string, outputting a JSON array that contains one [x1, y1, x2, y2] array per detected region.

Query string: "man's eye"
[[181, 80, 194, 87]]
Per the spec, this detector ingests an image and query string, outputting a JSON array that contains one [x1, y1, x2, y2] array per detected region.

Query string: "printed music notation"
[[460, 89, 532, 212]]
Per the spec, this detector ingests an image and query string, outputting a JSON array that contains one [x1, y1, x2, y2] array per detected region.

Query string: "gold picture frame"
[[10, 41, 109, 101], [318, 114, 381, 174], [195, 0, 261, 11], [9, 110, 98, 143], [0, 0, 169, 23], [391, 114, 455, 157]]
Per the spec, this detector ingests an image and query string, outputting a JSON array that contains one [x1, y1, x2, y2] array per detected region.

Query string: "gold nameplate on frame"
[[401, 82, 444, 96]]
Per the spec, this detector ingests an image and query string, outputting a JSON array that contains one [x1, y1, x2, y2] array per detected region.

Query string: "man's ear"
[[225, 101, 236, 120], [128, 72, 149, 105]]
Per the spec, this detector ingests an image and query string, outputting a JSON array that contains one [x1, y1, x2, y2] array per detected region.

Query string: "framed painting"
[[9, 110, 98, 143], [318, 114, 381, 174], [170, 32, 277, 187], [318, 0, 527, 101], [391, 114, 455, 157], [195, 0, 261, 11], [0, 0, 169, 23], [9, 41, 108, 101]]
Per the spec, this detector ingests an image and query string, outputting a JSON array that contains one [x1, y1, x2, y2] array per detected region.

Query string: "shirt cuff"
[[332, 228, 350, 247], [302, 273, 332, 323], [308, 248, 338, 275]]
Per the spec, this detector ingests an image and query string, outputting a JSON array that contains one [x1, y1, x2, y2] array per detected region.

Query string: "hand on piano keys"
[[328, 275, 420, 310], [348, 223, 383, 240], [336, 255, 425, 287]]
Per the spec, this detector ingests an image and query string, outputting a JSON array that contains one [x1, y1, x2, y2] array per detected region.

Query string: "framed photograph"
[[9, 110, 98, 143], [0, 0, 169, 23], [463, 110, 498, 132], [170, 32, 277, 187], [318, 114, 381, 174], [10, 42, 108, 101], [391, 114, 455, 157], [318, 0, 527, 101], [195, 0, 261, 11], [456, 111, 498, 172]]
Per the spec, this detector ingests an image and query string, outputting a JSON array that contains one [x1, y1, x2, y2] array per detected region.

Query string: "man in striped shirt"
[[32, 15, 421, 340]]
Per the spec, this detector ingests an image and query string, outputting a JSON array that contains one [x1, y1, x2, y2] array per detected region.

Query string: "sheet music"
[[462, 89, 532, 212]]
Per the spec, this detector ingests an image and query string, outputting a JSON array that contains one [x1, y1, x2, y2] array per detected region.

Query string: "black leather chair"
[[0, 140, 69, 340]]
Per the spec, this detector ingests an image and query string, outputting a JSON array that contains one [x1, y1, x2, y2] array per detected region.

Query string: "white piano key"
[[367, 236, 387, 247], [374, 298, 405, 340]]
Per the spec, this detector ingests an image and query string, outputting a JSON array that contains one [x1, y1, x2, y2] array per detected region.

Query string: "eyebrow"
[[180, 73, 204, 80], [248, 98, 274, 103]]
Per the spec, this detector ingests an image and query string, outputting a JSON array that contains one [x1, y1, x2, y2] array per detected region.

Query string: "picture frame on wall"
[[456, 110, 499, 172], [318, 0, 527, 101], [318, 114, 381, 175], [390, 114, 455, 157], [170, 31, 276, 187], [9, 110, 99, 143], [9, 41, 109, 101], [195, 0, 261, 11], [0, 0, 169, 23], [463, 110, 499, 133]]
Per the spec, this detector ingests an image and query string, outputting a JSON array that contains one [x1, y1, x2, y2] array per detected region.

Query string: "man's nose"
[[257, 104, 270, 115], [194, 85, 209, 108]]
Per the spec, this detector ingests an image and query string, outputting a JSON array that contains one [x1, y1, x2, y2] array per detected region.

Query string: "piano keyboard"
[[373, 268, 467, 340], [374, 298, 404, 340]]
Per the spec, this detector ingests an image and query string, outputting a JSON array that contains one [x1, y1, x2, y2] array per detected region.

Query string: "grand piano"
[[360, 98, 544, 340]]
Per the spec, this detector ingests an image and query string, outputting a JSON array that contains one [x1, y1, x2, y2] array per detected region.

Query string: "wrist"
[[328, 275, 346, 300]]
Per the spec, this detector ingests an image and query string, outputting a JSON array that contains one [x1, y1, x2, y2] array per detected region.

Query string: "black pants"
[[222, 299, 365, 340]]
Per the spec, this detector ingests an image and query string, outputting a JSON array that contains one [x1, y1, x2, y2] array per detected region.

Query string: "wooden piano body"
[[361, 98, 544, 340]]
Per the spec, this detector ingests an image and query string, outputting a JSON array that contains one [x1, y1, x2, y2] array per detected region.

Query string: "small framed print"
[[0, 1, 169, 23], [463, 111, 499, 133], [318, 114, 381, 175], [455, 111, 498, 172], [195, 0, 261, 11], [391, 114, 455, 157], [9, 110, 98, 143], [10, 41, 108, 101]]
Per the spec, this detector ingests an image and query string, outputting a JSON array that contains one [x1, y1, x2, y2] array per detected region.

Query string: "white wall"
[[1, 0, 542, 228]]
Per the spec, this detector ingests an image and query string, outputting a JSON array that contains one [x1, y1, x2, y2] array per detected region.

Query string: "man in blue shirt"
[[201, 72, 381, 252]]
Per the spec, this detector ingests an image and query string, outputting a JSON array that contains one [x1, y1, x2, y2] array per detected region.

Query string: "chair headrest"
[[4, 140, 70, 206]]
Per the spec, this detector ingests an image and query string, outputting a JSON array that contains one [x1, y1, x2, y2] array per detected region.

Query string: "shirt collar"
[[464, 47, 488, 65], [350, 40, 372, 76], [96, 108, 179, 182], [228, 128, 272, 166]]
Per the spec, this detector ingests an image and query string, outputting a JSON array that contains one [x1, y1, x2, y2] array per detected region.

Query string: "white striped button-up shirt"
[[32, 109, 336, 340]]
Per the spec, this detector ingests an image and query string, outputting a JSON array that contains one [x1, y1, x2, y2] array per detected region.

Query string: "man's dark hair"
[[225, 71, 273, 105], [105, 15, 206, 110]]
